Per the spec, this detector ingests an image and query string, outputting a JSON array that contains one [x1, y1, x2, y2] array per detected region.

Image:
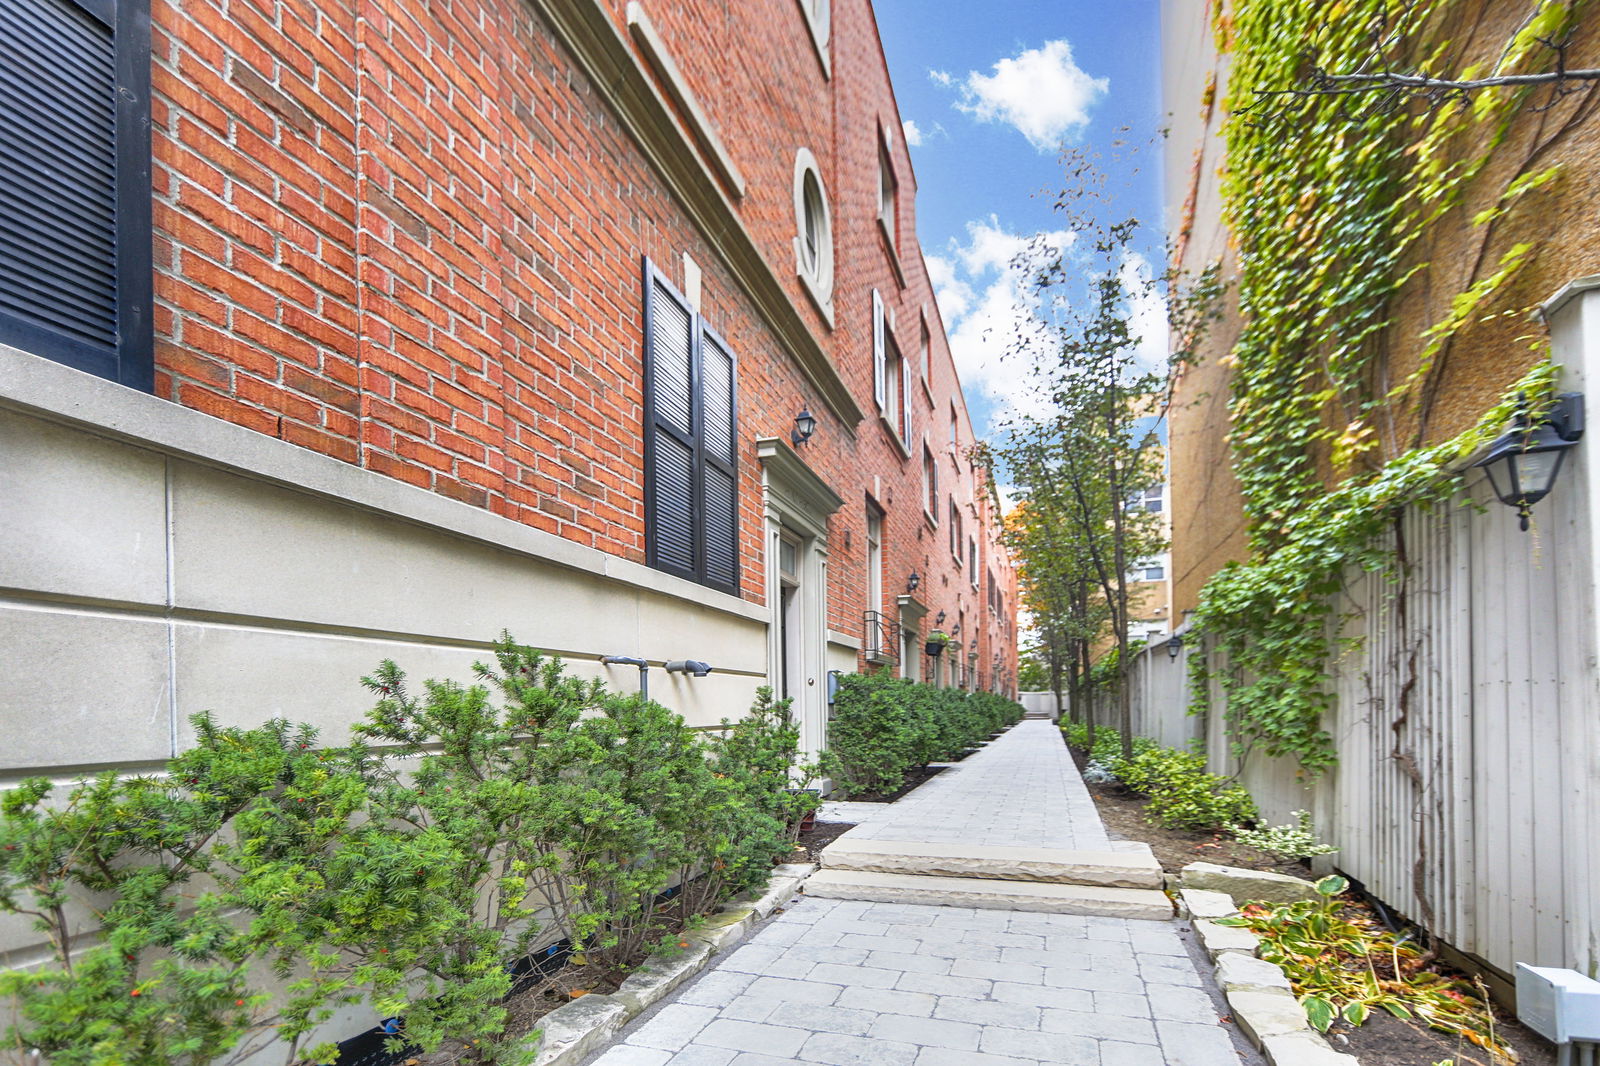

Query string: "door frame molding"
[[756, 437, 842, 762]]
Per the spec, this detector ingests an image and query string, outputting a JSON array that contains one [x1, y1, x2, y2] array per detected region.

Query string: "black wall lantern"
[[1474, 392, 1584, 531], [906, 571, 921, 593], [935, 610, 946, 625], [791, 408, 818, 446], [1165, 634, 1184, 661]]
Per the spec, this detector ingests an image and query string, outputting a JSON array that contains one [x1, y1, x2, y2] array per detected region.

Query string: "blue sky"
[[874, 0, 1166, 438]]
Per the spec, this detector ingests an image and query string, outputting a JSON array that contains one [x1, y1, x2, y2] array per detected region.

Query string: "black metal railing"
[[862, 609, 900, 665]]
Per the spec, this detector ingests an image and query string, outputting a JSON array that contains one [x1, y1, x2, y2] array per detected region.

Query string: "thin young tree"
[[996, 215, 1168, 762]]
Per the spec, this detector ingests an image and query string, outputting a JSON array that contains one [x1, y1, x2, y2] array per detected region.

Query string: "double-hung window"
[[643, 259, 739, 594], [872, 289, 911, 446], [1, 0, 153, 389]]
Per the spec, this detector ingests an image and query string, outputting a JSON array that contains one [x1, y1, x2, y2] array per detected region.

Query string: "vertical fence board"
[[1133, 474, 1597, 980]]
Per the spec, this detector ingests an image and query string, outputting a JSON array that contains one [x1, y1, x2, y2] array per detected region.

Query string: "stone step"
[[820, 837, 1163, 889], [803, 869, 1174, 920]]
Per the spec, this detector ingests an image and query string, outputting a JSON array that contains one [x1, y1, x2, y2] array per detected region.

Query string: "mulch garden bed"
[[1325, 1007, 1556, 1066], [1067, 741, 1299, 875], [1065, 735, 1557, 1066], [791, 819, 856, 863], [841, 763, 948, 803]]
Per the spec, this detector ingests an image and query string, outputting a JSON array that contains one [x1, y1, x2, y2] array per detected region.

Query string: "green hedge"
[[0, 635, 811, 1065], [821, 673, 1024, 798]]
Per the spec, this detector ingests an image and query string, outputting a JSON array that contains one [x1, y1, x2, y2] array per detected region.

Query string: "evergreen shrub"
[[821, 674, 1024, 798], [0, 633, 811, 1066]]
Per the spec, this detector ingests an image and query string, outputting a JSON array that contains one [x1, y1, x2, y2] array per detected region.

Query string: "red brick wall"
[[148, 0, 1019, 687]]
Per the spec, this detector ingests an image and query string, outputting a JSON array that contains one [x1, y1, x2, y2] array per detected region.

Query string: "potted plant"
[[925, 631, 950, 657]]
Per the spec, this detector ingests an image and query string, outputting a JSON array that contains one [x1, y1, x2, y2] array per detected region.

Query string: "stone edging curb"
[[528, 862, 817, 1066], [1179, 887, 1362, 1066]]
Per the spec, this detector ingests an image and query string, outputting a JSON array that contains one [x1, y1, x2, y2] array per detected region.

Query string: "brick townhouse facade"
[[0, 0, 1017, 795]]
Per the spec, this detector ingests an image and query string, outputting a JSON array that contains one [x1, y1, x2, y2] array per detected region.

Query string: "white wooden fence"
[[1119, 464, 1600, 986]]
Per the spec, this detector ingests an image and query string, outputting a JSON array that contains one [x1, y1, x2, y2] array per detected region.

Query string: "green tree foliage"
[[992, 197, 1171, 761]]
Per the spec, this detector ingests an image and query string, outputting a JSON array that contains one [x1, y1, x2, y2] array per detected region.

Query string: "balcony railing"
[[862, 609, 900, 666]]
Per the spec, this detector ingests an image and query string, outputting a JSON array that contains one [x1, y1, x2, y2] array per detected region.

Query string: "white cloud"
[[902, 119, 924, 147], [931, 218, 1075, 431], [953, 40, 1107, 152], [1119, 251, 1170, 373], [929, 69, 953, 87]]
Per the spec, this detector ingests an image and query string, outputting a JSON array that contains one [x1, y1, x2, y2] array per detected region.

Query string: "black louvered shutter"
[[0, 0, 152, 389], [643, 259, 739, 594], [699, 325, 738, 592], [645, 268, 698, 582]]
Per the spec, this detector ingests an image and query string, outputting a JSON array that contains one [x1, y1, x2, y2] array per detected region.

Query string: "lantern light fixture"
[[1474, 392, 1584, 532], [935, 610, 946, 625], [1166, 634, 1184, 661], [906, 571, 921, 593], [791, 408, 818, 446]]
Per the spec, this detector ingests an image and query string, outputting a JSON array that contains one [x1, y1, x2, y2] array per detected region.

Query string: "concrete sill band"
[[1179, 878, 1363, 1066], [528, 863, 817, 1066]]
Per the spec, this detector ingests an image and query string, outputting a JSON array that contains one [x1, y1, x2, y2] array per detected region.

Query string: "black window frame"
[[642, 257, 741, 595], [0, 0, 154, 390]]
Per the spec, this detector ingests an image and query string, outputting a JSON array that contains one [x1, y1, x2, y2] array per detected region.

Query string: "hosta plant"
[[1218, 876, 1511, 1059]]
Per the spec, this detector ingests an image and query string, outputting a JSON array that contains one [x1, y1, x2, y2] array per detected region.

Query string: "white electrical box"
[[1517, 964, 1600, 1043]]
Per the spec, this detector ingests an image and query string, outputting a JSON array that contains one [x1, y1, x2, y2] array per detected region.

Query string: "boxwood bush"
[[821, 673, 1024, 798]]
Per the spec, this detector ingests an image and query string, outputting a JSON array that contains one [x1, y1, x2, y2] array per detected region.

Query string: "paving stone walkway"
[[836, 721, 1110, 851], [581, 721, 1263, 1066]]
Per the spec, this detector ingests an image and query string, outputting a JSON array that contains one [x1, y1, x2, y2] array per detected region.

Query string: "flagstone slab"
[[820, 837, 1163, 888], [803, 868, 1173, 920]]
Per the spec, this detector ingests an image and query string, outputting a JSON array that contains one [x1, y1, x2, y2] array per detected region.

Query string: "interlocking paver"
[[979, 1025, 1098, 1063], [581, 723, 1260, 1066], [913, 1049, 1036, 1066], [1150, 984, 1224, 1023], [663, 1048, 736, 1066], [766, 1001, 876, 1036], [1040, 1006, 1157, 1043], [867, 1012, 982, 1050], [629, 1004, 718, 1051], [800, 1030, 919, 1065], [695, 1019, 809, 1056], [741, 976, 840, 1006], [991, 980, 1096, 1011], [932, 994, 1041, 1029]]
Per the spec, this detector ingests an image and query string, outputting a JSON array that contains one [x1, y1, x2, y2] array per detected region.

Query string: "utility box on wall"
[[1517, 963, 1600, 1044]]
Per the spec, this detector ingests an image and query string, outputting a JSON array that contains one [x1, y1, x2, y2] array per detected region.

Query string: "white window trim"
[[796, 0, 831, 77], [792, 148, 835, 325]]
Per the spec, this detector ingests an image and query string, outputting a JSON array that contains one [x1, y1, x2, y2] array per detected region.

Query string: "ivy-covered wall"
[[1160, 0, 1600, 985], [1167, 0, 1600, 620]]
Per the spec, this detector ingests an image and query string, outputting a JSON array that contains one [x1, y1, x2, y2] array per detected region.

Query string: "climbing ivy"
[[1193, 362, 1556, 771], [1190, 0, 1585, 768]]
